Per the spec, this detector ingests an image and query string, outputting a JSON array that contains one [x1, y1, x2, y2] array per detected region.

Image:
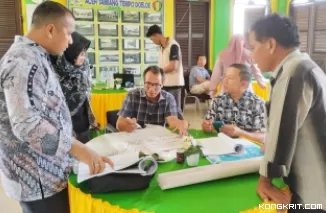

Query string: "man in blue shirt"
[[189, 55, 211, 94]]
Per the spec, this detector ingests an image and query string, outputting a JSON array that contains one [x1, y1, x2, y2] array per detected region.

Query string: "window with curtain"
[[291, 0, 326, 70]]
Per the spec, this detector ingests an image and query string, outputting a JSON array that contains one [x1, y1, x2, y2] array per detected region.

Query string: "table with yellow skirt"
[[91, 88, 127, 130], [68, 129, 286, 213]]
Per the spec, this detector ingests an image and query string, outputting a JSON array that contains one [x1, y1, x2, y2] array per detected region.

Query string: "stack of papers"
[[77, 152, 158, 183], [198, 133, 244, 156]]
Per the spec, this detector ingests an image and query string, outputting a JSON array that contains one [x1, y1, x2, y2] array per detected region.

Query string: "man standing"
[[250, 14, 326, 212], [146, 25, 184, 111], [0, 2, 112, 213]]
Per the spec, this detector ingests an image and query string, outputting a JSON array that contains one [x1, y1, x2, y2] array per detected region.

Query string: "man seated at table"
[[189, 55, 211, 94], [202, 63, 266, 144], [117, 65, 188, 135]]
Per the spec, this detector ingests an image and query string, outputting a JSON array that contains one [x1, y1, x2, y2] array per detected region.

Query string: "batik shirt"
[[205, 90, 265, 132], [0, 36, 73, 202]]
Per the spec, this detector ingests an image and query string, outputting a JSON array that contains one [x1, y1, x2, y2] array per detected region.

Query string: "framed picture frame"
[[122, 25, 140, 37], [99, 52, 119, 64], [121, 11, 140, 23], [98, 10, 118, 22], [144, 52, 159, 64], [123, 65, 141, 75], [144, 12, 162, 24], [70, 0, 82, 5], [99, 66, 119, 83], [123, 39, 140, 50], [123, 52, 141, 64], [98, 24, 118, 36], [99, 38, 118, 50], [72, 8, 94, 21], [76, 23, 94, 36]]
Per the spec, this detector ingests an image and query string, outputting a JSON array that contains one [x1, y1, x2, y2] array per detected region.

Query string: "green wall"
[[211, 0, 231, 68]]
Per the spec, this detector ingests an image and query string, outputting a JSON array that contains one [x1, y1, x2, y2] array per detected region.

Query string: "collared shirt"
[[189, 66, 210, 88], [118, 88, 179, 127], [0, 36, 73, 202], [260, 49, 326, 209], [205, 90, 265, 132]]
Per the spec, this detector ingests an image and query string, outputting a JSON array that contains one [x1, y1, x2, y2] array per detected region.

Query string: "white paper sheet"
[[158, 157, 262, 190], [198, 133, 244, 156], [77, 153, 158, 183], [85, 124, 185, 159]]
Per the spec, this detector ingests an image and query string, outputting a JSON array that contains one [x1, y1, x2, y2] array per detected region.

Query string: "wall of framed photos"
[[70, 0, 164, 84]]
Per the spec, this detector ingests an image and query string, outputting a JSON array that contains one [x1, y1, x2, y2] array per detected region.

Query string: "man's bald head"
[[31, 1, 73, 28]]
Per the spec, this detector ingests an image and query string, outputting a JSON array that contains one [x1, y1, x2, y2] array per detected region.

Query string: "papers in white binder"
[[198, 133, 244, 156], [77, 152, 158, 183]]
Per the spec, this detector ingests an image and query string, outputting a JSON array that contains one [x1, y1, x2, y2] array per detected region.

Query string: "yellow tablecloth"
[[91, 91, 127, 129]]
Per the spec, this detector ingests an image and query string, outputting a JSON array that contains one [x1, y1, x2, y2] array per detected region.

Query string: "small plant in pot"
[[183, 137, 202, 167], [114, 78, 123, 89]]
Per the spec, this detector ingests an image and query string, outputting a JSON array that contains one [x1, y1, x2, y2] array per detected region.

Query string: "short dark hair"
[[197, 55, 206, 60], [143, 65, 165, 82], [32, 1, 73, 27], [229, 63, 252, 82], [251, 13, 300, 48], [146, 25, 162, 37]]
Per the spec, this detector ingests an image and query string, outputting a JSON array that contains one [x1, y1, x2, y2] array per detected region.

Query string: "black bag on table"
[[86, 173, 155, 193]]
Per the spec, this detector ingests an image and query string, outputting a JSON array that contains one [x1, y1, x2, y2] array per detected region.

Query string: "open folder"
[[77, 152, 158, 183], [197, 133, 244, 156]]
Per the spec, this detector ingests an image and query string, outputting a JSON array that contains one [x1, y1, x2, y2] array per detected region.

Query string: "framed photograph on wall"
[[123, 39, 140, 50], [121, 11, 140, 23], [72, 8, 94, 21], [144, 52, 159, 64], [98, 24, 118, 36], [122, 25, 140, 37], [98, 10, 118, 22], [87, 52, 95, 65], [76, 23, 94, 36], [123, 65, 141, 75], [123, 52, 141, 64], [99, 66, 119, 83], [144, 39, 159, 50], [144, 12, 162, 24], [99, 38, 118, 50], [99, 52, 119, 64]]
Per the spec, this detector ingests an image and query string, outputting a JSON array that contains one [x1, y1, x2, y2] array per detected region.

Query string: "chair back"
[[106, 110, 120, 129]]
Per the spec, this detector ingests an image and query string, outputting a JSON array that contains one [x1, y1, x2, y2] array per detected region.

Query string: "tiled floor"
[[0, 102, 209, 213]]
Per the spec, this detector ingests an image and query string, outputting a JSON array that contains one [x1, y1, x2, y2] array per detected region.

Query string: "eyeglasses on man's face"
[[144, 82, 162, 90]]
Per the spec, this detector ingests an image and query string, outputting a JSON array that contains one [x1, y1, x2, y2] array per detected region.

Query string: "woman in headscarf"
[[51, 31, 98, 144], [209, 34, 266, 97]]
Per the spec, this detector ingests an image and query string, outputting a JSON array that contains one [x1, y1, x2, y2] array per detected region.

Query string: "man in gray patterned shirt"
[[0, 2, 112, 213], [250, 14, 326, 212]]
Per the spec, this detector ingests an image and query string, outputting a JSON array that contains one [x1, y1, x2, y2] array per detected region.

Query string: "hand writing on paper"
[[125, 117, 138, 133], [220, 125, 241, 137], [202, 120, 213, 133], [257, 176, 291, 212]]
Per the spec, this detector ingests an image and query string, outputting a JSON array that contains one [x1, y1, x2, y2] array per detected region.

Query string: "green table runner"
[[92, 88, 127, 94], [69, 130, 286, 213]]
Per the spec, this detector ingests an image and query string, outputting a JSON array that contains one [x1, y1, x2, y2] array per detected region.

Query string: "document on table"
[[197, 133, 244, 156], [77, 152, 158, 183]]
